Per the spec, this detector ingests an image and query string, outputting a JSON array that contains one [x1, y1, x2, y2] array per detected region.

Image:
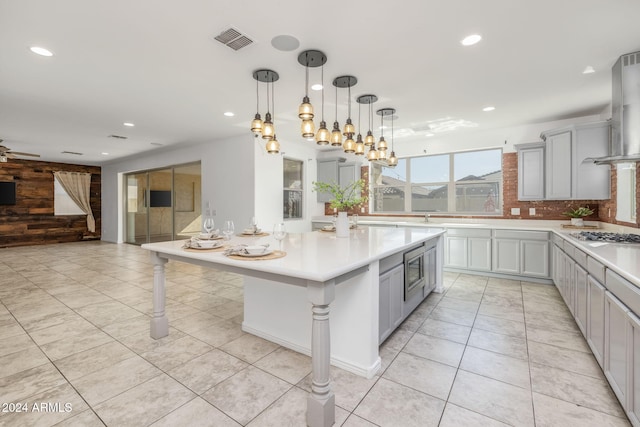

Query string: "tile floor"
[[0, 241, 632, 426]]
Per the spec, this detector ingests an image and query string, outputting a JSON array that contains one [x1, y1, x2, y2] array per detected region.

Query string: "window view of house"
[[371, 148, 502, 215]]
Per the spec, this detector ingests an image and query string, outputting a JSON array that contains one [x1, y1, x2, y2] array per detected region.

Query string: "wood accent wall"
[[0, 159, 101, 248]]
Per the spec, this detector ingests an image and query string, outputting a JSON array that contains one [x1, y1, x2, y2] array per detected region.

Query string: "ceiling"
[[2, 0, 640, 165]]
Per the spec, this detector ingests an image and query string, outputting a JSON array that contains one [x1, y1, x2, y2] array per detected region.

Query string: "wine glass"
[[273, 222, 286, 251], [203, 217, 215, 235], [223, 220, 235, 241]]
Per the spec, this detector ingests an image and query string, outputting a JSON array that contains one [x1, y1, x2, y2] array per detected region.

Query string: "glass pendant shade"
[[365, 131, 375, 146], [316, 121, 330, 145], [298, 96, 314, 120], [343, 119, 355, 136], [387, 151, 398, 167], [355, 134, 365, 155], [301, 119, 315, 139], [367, 146, 378, 161], [330, 121, 342, 146], [377, 136, 388, 151], [377, 148, 387, 161], [266, 135, 280, 154], [343, 135, 356, 153], [262, 114, 275, 140], [251, 114, 263, 135]]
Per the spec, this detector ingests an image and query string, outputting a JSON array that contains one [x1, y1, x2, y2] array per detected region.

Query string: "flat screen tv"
[[150, 190, 172, 207], [0, 181, 16, 205]]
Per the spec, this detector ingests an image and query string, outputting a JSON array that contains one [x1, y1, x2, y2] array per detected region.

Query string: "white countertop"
[[142, 227, 445, 283], [312, 216, 640, 287]]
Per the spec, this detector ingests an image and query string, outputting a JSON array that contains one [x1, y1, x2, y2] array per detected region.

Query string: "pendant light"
[[315, 60, 330, 145], [343, 84, 355, 136], [377, 106, 388, 151], [366, 143, 378, 161], [343, 92, 356, 153], [265, 78, 280, 154], [364, 99, 376, 146], [252, 69, 278, 141], [377, 107, 398, 167], [250, 76, 263, 135], [298, 50, 326, 140], [333, 76, 357, 139], [330, 84, 342, 146], [354, 98, 365, 155]]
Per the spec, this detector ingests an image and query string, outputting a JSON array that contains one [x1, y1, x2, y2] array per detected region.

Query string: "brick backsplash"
[[323, 155, 639, 228]]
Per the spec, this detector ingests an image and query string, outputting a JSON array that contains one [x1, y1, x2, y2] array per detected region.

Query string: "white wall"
[[101, 134, 256, 243]]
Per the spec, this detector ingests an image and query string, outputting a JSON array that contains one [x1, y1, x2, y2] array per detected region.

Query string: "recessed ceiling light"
[[224, 111, 235, 117], [482, 106, 496, 112], [101, 152, 109, 156], [461, 34, 482, 46], [271, 35, 300, 52], [30, 46, 54, 56], [311, 84, 323, 91], [583, 66, 595, 74], [425, 133, 435, 137], [123, 122, 135, 127]]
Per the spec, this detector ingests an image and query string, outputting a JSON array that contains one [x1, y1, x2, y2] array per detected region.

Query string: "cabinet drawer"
[[446, 228, 491, 238], [606, 270, 640, 316], [588, 257, 606, 284], [551, 233, 564, 247], [562, 240, 575, 258], [493, 229, 549, 241], [573, 248, 587, 268]]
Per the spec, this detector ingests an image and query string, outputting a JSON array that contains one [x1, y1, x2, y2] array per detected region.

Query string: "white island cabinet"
[[142, 226, 444, 427]]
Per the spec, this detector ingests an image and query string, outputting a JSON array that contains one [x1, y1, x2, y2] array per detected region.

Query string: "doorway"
[[124, 162, 202, 245]]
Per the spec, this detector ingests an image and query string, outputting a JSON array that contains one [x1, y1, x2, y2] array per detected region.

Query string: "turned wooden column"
[[306, 280, 336, 427], [150, 252, 169, 339]]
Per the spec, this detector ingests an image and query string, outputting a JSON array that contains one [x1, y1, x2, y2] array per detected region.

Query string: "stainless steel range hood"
[[592, 51, 640, 165]]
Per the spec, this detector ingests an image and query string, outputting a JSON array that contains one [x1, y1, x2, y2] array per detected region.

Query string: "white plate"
[[192, 242, 223, 249], [237, 249, 273, 257], [242, 230, 262, 235]]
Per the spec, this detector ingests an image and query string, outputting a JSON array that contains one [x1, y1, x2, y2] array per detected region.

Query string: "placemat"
[[226, 250, 286, 261], [237, 232, 270, 237], [561, 224, 599, 229]]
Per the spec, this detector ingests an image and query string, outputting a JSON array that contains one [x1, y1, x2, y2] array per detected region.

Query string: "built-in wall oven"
[[404, 245, 426, 301]]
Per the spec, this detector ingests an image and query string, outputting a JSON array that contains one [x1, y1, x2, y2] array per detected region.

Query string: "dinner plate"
[[237, 249, 273, 257], [198, 235, 223, 240], [191, 242, 223, 249]]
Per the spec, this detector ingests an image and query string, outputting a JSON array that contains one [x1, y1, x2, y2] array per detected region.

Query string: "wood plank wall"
[[0, 159, 101, 248]]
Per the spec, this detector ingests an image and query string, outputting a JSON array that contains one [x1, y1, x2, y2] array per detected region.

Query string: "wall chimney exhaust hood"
[[591, 51, 640, 165]]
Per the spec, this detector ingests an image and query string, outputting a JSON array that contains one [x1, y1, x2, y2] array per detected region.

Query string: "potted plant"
[[563, 206, 594, 227], [313, 179, 368, 237]]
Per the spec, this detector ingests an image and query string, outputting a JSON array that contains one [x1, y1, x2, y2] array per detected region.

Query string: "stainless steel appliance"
[[404, 246, 426, 300], [571, 231, 640, 243], [592, 51, 640, 164]]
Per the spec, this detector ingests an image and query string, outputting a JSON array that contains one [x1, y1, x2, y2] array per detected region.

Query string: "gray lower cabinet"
[[378, 264, 404, 344], [627, 312, 640, 426], [605, 291, 630, 405], [588, 275, 606, 367], [424, 244, 437, 295], [575, 263, 588, 335], [444, 228, 491, 271], [492, 230, 549, 278]]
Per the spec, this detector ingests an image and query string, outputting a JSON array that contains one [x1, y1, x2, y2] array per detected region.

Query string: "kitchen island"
[[142, 226, 445, 427]]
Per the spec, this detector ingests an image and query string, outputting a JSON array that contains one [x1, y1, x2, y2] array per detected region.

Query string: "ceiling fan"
[[0, 140, 41, 162]]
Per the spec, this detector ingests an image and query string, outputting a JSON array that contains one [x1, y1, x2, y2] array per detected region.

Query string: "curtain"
[[53, 171, 95, 232]]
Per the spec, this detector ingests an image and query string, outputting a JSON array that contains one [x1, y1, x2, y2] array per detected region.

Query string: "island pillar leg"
[[149, 252, 169, 339], [306, 280, 336, 427]]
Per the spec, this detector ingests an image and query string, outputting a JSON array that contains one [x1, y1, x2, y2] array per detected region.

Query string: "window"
[[283, 158, 303, 219], [54, 179, 85, 215], [371, 148, 502, 215]]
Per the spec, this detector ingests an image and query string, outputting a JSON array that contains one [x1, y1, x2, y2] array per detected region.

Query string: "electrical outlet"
[[511, 208, 520, 215], [529, 208, 536, 216]]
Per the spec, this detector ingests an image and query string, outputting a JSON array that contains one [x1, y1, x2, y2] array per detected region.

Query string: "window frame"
[[53, 179, 85, 216], [283, 157, 304, 220], [370, 148, 503, 215]]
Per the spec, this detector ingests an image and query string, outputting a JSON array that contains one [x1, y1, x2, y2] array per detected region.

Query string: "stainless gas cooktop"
[[571, 231, 640, 244]]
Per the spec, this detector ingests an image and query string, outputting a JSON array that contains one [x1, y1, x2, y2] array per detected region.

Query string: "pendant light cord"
[[380, 110, 384, 138], [391, 112, 394, 150], [334, 85, 338, 121], [358, 99, 361, 134], [256, 78, 260, 113], [321, 64, 324, 121], [305, 53, 309, 98]]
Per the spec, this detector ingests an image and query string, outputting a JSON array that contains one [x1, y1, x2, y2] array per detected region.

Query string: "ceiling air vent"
[[61, 151, 83, 156], [214, 27, 253, 51], [108, 134, 128, 140]]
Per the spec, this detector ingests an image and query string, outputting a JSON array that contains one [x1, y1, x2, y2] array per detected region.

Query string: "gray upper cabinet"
[[517, 121, 611, 201], [516, 142, 545, 201]]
